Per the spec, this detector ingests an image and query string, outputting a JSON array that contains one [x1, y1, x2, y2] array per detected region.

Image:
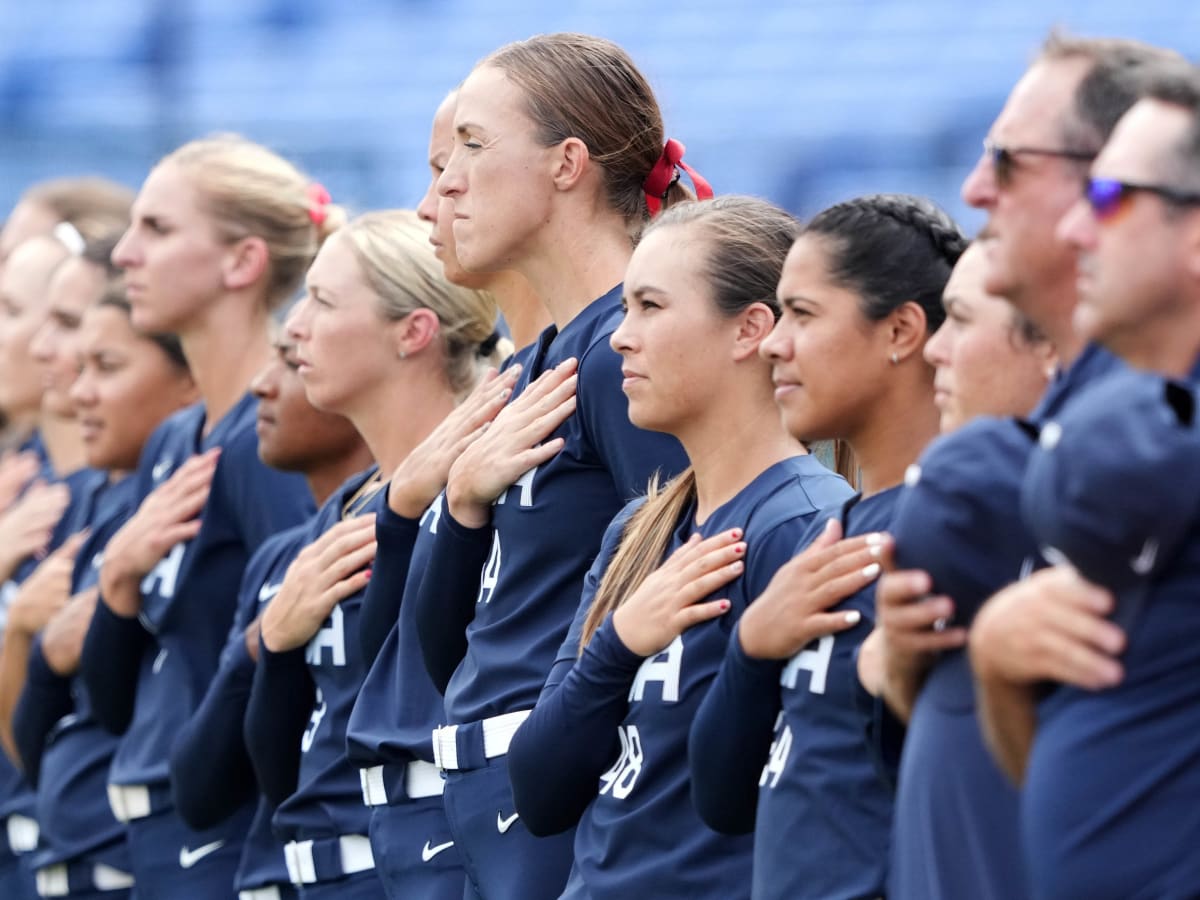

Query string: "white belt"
[[106, 784, 152, 823], [36, 862, 135, 896], [238, 887, 283, 900], [283, 834, 374, 885], [6, 814, 39, 853], [359, 760, 444, 806], [431, 710, 531, 771]]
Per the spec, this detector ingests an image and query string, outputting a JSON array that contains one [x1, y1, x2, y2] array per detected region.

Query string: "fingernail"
[[364, 568, 372, 579], [869, 544, 883, 559], [734, 543, 745, 555], [845, 610, 861, 625], [720, 600, 731, 611], [730, 529, 742, 539], [824, 519, 837, 533], [500, 389, 511, 399], [866, 533, 885, 546], [862, 563, 881, 579]]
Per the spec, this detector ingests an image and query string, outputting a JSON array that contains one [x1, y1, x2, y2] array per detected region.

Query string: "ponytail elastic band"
[[477, 329, 502, 357], [306, 183, 332, 226], [642, 138, 714, 217]]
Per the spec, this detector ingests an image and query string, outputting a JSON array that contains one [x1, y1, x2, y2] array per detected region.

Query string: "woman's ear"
[[391, 308, 442, 359], [732, 302, 778, 362], [551, 137, 591, 193], [885, 300, 929, 364], [222, 236, 271, 293]]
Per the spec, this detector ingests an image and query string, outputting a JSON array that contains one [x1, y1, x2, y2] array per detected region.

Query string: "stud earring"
[[399, 350, 407, 360], [890, 352, 899, 365]]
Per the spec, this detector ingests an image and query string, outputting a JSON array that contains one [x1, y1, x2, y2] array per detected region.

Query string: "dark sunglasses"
[[1085, 176, 1200, 221], [982, 139, 1095, 186]]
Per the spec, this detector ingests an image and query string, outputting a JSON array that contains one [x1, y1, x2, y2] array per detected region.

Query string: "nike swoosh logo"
[[1131, 537, 1159, 575], [258, 581, 283, 604], [421, 839, 454, 862], [496, 811, 519, 834], [179, 840, 225, 869]]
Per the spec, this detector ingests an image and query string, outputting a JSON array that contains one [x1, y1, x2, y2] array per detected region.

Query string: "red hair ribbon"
[[642, 138, 714, 217], [306, 183, 332, 225]]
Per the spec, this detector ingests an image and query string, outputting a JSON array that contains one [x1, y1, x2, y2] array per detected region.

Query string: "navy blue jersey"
[[0, 464, 108, 832], [175, 524, 308, 890], [731, 490, 897, 900], [264, 468, 383, 843], [346, 494, 446, 769], [426, 286, 688, 727], [888, 419, 1040, 900], [1019, 369, 1200, 899], [98, 395, 313, 789], [883, 345, 1123, 900], [21, 474, 139, 873], [511, 457, 851, 899]]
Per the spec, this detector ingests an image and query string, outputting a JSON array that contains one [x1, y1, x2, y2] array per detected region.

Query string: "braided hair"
[[803, 194, 966, 332]]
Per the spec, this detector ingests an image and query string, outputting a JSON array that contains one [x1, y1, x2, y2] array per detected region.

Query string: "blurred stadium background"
[[1, 0, 1197, 233]]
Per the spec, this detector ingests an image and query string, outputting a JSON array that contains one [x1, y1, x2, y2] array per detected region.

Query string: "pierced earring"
[[399, 350, 407, 360], [890, 352, 899, 365]]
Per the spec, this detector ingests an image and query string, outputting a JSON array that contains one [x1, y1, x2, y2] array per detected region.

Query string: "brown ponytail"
[[580, 469, 697, 650]]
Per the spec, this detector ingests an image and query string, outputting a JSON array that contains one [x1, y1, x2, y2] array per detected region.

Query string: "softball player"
[[506, 196, 852, 899], [11, 290, 196, 900], [0, 233, 114, 900], [884, 37, 1167, 900], [689, 195, 964, 899], [880, 244, 1052, 900], [245, 210, 502, 899], [411, 33, 700, 898], [169, 334, 371, 900], [79, 136, 327, 898]]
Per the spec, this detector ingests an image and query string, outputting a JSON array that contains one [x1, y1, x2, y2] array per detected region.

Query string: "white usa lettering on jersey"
[[306, 605, 346, 667], [494, 465, 537, 509], [781, 635, 834, 695], [759, 712, 792, 790], [301, 687, 327, 753], [141, 542, 187, 600], [420, 493, 445, 535], [628, 635, 683, 703], [478, 533, 501, 606]]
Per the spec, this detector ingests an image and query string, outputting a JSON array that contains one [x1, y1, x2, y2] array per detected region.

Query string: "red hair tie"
[[306, 183, 332, 225], [642, 138, 714, 217]]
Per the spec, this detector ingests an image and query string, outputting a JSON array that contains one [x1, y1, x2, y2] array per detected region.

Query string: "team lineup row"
[[0, 27, 1197, 900]]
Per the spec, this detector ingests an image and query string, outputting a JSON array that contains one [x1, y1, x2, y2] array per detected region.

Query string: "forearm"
[[13, 643, 73, 783], [879, 652, 932, 725], [509, 621, 642, 837], [413, 510, 491, 693], [79, 600, 149, 735], [358, 507, 419, 665], [0, 626, 34, 764], [689, 625, 783, 835], [244, 644, 314, 806], [975, 674, 1037, 785], [41, 601, 93, 677], [171, 648, 257, 829]]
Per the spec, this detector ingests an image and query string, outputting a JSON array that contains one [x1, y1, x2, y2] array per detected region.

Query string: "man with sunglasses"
[[875, 33, 1177, 900], [976, 61, 1200, 899]]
